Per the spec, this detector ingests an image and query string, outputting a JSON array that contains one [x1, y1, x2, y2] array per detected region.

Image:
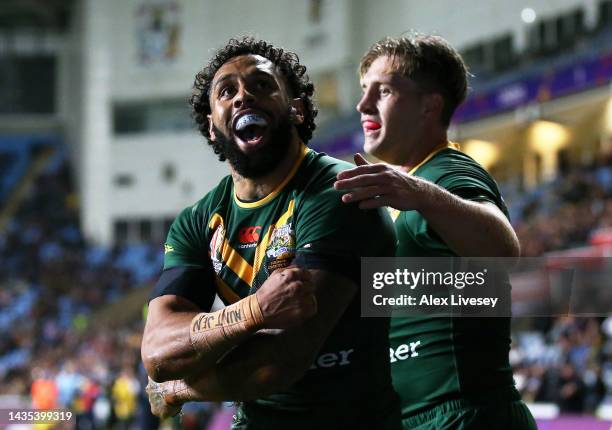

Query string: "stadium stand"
[[0, 141, 609, 428], [507, 152, 612, 417], [513, 153, 612, 257], [0, 144, 174, 428]]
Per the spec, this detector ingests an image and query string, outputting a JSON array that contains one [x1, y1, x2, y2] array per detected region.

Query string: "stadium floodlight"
[[605, 97, 612, 135], [462, 139, 500, 170], [528, 120, 570, 180], [521, 8, 536, 24], [528, 120, 570, 153]]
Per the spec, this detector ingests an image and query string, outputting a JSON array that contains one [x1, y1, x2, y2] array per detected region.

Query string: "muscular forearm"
[[143, 268, 316, 383], [142, 295, 264, 382], [156, 271, 353, 405], [418, 183, 520, 257], [146, 269, 352, 419], [162, 329, 311, 403]]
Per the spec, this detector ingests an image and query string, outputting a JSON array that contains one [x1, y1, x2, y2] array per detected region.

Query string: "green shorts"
[[401, 390, 536, 430], [231, 392, 402, 430]]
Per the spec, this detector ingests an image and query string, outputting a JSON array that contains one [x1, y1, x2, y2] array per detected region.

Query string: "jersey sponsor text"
[[390, 341, 420, 363], [309, 348, 354, 370]]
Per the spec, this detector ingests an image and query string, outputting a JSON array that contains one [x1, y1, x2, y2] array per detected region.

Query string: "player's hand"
[[256, 266, 317, 329], [146, 378, 182, 419], [334, 153, 431, 210]]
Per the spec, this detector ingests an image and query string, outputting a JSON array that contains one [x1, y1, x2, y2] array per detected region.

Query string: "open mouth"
[[234, 113, 269, 146]]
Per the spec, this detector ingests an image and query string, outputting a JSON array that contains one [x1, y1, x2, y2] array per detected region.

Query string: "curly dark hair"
[[190, 37, 318, 160], [360, 33, 468, 127]]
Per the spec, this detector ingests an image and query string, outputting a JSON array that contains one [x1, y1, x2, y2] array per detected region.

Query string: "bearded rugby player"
[[141, 37, 401, 429], [335, 34, 537, 429]]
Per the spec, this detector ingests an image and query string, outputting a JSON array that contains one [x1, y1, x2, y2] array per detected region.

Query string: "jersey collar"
[[233, 144, 310, 209], [388, 141, 460, 222], [403, 141, 460, 175]]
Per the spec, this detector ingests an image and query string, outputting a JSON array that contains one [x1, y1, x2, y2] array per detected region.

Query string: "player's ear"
[[290, 98, 305, 125], [207, 115, 216, 141]]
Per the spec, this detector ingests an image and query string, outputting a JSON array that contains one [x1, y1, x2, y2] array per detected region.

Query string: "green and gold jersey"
[[389, 145, 515, 418], [158, 146, 399, 422]]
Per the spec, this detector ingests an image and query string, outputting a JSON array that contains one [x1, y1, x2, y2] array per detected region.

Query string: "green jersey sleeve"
[[295, 187, 396, 254], [163, 204, 209, 269], [433, 150, 507, 213], [397, 149, 508, 255], [293, 176, 396, 281], [149, 202, 216, 310], [437, 169, 502, 208]]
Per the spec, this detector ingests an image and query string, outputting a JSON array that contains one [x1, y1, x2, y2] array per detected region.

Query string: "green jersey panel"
[[161, 147, 400, 422], [390, 148, 515, 417], [163, 205, 209, 269]]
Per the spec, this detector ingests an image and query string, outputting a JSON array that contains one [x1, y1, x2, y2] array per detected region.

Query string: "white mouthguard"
[[235, 114, 268, 131]]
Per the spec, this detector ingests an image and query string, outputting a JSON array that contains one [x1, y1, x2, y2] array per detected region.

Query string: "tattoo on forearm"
[[193, 307, 243, 331], [189, 294, 264, 354]]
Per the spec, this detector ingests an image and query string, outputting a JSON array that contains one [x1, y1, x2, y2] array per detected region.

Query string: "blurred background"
[[0, 0, 610, 429]]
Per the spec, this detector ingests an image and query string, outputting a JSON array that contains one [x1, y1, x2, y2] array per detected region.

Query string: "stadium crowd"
[[0, 152, 176, 429], [509, 151, 612, 415], [511, 315, 611, 414], [0, 145, 610, 428], [512, 152, 612, 256]]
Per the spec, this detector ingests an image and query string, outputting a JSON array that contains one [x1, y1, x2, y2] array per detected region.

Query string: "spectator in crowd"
[[111, 366, 140, 429]]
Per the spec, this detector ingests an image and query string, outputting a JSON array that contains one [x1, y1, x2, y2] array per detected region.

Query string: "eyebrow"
[[361, 80, 384, 89], [212, 74, 233, 93], [212, 69, 277, 93], [361, 74, 401, 88], [249, 70, 276, 83]]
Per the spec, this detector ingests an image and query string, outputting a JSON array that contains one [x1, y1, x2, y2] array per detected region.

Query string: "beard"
[[210, 111, 293, 179]]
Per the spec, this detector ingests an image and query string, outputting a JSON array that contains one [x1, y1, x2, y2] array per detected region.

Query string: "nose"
[[233, 84, 255, 109], [356, 88, 375, 114]]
